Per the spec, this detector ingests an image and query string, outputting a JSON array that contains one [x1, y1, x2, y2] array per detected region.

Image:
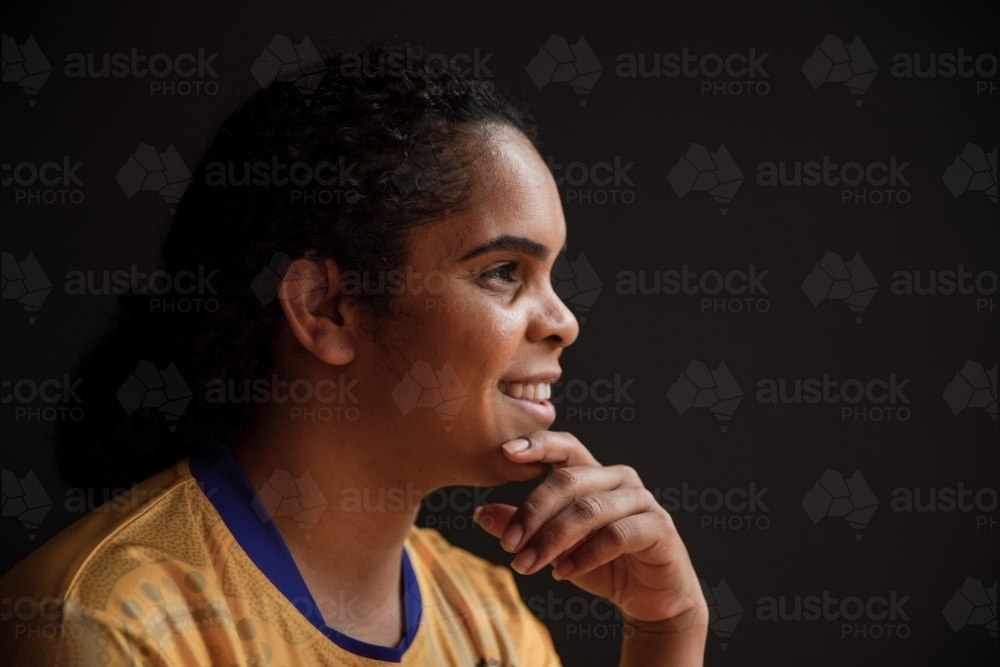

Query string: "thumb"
[[473, 503, 517, 538]]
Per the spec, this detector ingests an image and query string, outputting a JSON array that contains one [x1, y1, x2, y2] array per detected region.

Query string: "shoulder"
[[0, 459, 233, 665], [0, 459, 215, 611]]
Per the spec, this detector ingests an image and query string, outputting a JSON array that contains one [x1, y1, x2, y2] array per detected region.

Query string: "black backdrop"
[[2, 1, 996, 665]]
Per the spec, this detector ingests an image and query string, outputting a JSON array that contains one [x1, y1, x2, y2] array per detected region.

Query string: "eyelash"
[[480, 262, 518, 284]]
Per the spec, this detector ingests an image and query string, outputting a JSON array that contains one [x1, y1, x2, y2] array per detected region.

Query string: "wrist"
[[622, 603, 710, 638], [619, 604, 709, 666]]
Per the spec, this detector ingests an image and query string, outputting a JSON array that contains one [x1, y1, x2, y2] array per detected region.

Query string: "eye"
[[480, 261, 518, 285]]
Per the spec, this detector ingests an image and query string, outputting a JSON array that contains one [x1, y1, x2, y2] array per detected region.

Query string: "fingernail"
[[500, 523, 523, 552], [510, 547, 537, 575], [502, 438, 530, 454], [472, 506, 483, 525], [554, 559, 575, 580]]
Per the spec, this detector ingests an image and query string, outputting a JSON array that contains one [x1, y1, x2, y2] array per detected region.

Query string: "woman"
[[1, 45, 708, 666]]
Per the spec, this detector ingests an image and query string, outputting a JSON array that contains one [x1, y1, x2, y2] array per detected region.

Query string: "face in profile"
[[307, 123, 579, 489]]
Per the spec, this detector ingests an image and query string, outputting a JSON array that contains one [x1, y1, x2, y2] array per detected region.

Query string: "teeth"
[[500, 381, 551, 401]]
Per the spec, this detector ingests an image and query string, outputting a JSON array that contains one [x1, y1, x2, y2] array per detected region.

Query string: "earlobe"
[[277, 258, 356, 366]]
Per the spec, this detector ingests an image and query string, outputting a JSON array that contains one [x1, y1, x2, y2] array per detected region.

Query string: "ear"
[[277, 258, 356, 366]]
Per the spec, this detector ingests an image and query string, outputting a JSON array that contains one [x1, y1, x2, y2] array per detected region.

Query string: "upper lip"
[[499, 371, 561, 384]]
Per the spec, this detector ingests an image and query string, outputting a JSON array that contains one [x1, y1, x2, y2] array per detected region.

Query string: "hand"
[[473, 431, 707, 627]]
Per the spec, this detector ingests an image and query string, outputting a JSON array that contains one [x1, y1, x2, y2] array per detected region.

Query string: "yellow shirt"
[[0, 453, 561, 666]]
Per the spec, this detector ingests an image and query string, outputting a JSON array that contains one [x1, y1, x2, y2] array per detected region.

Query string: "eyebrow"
[[459, 235, 550, 261]]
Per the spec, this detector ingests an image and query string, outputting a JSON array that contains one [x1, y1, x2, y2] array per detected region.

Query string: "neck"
[[232, 403, 429, 646]]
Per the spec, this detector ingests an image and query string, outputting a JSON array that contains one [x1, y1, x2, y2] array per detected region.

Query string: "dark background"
[[2, 1, 996, 665]]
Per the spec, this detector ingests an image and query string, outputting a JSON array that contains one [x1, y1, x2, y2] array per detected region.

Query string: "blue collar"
[[189, 448, 422, 663]]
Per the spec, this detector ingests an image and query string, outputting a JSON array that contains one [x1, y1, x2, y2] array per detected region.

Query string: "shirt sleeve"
[[3, 600, 176, 667]]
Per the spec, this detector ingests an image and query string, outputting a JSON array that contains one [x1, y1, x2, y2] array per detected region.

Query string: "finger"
[[499, 464, 642, 553], [501, 431, 601, 470], [552, 512, 666, 581], [511, 487, 655, 576], [472, 503, 517, 538]]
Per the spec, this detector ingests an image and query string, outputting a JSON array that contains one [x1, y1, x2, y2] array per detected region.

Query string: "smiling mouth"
[[498, 381, 551, 401]]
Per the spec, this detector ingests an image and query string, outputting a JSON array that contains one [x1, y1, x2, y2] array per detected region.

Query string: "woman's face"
[[357, 123, 579, 487]]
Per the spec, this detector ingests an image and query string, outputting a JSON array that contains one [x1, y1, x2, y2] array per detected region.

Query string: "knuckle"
[[572, 495, 603, 523], [639, 488, 658, 509], [548, 467, 580, 491], [535, 525, 562, 549], [617, 464, 641, 485], [519, 500, 542, 522], [532, 430, 556, 446], [604, 521, 631, 548]]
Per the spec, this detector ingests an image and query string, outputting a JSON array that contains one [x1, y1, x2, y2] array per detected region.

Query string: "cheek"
[[409, 293, 524, 387]]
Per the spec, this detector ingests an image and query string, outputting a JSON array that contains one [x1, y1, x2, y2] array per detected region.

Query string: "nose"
[[526, 276, 580, 349]]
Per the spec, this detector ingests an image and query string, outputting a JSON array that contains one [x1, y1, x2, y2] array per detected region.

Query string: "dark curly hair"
[[55, 43, 539, 491]]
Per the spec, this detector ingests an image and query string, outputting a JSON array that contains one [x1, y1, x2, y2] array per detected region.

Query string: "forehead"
[[414, 125, 566, 262]]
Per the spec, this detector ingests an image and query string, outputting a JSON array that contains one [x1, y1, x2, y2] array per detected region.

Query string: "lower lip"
[[500, 391, 557, 424]]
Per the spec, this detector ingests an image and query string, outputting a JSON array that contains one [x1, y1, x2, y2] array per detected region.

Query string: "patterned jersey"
[[0, 453, 561, 666]]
